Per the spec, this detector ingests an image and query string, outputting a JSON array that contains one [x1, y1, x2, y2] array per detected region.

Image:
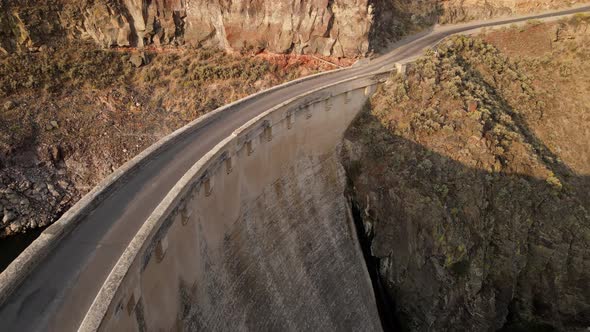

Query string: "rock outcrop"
[[0, 1, 63, 54], [368, 0, 588, 51], [342, 23, 590, 330], [0, 162, 77, 237], [78, 0, 373, 57], [439, 0, 582, 23], [82, 0, 583, 56], [2, 0, 584, 57]]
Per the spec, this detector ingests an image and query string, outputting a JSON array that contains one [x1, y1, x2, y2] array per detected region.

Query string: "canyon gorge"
[[0, 1, 589, 331], [1, 0, 587, 56]]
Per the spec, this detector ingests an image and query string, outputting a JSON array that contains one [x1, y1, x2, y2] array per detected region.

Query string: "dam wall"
[[81, 73, 390, 331], [0, 66, 352, 306]]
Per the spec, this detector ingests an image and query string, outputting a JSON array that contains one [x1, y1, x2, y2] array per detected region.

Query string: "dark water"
[[0, 227, 45, 272]]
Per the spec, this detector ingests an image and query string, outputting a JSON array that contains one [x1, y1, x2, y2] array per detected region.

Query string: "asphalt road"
[[0, 5, 588, 331]]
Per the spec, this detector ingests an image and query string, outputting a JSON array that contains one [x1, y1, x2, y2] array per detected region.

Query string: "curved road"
[[1, 6, 589, 331]]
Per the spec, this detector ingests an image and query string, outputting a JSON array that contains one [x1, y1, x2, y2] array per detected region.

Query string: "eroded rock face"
[[342, 29, 590, 330], [1, 0, 585, 56], [79, 0, 373, 57], [57, 0, 590, 56], [368, 0, 587, 51], [439, 0, 580, 23], [0, 1, 64, 54], [0, 164, 77, 237]]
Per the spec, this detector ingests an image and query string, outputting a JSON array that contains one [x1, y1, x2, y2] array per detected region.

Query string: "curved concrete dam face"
[[84, 76, 386, 330]]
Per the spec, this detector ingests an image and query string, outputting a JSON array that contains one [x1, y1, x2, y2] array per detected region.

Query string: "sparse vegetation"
[[344, 16, 590, 331], [0, 39, 338, 237]]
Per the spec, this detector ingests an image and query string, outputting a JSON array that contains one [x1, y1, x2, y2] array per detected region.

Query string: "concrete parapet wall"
[[81, 74, 387, 331]]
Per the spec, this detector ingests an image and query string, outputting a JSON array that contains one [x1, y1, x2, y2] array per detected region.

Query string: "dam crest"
[[81, 72, 390, 330]]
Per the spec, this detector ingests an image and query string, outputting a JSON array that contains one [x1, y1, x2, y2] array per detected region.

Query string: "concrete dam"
[[2, 6, 589, 330], [0, 68, 394, 331], [82, 75, 387, 331]]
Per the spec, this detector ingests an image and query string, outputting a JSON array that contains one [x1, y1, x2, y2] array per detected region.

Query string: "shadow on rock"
[[342, 108, 590, 331]]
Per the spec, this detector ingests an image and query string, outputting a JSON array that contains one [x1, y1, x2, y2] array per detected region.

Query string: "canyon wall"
[[78, 0, 372, 57], [369, 0, 588, 50], [2, 0, 586, 56], [84, 0, 373, 57], [0, 0, 373, 57], [75, 0, 590, 55], [439, 0, 582, 23], [342, 22, 590, 331]]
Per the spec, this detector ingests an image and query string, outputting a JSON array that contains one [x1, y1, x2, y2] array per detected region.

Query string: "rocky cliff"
[[71, 0, 590, 55], [2, 0, 586, 57], [369, 0, 589, 51], [1, 2, 590, 330], [80, 0, 376, 57], [440, 0, 583, 23], [0, 0, 373, 57], [343, 17, 590, 330]]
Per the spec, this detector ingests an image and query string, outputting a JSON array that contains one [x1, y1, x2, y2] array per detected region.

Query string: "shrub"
[[450, 259, 470, 277], [546, 173, 563, 190]]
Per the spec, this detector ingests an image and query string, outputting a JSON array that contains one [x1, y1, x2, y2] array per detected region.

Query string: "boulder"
[[2, 209, 16, 224], [3, 100, 15, 110], [129, 53, 145, 67]]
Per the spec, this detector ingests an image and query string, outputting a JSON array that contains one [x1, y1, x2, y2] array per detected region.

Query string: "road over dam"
[[0, 5, 589, 331]]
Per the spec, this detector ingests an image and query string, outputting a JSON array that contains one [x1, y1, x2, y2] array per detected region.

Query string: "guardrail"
[[79, 69, 393, 330], [0, 65, 350, 306]]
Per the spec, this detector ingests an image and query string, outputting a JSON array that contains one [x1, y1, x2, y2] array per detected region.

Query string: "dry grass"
[[0, 40, 334, 237], [342, 16, 590, 331]]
